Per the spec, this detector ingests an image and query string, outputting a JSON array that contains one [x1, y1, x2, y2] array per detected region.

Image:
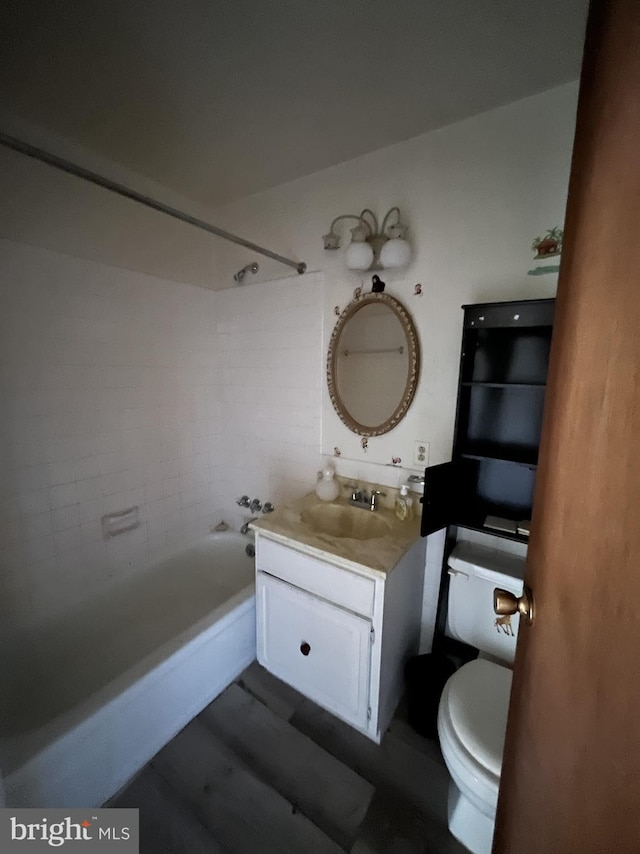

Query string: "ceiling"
[[1, 0, 588, 208]]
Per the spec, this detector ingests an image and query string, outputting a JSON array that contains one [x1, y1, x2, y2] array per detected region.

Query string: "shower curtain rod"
[[0, 131, 307, 276]]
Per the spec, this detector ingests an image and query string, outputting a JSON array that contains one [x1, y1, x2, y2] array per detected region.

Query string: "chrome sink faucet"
[[348, 484, 386, 511], [369, 490, 386, 511]]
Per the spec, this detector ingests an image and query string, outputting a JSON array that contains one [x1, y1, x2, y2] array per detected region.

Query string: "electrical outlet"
[[413, 441, 429, 468]]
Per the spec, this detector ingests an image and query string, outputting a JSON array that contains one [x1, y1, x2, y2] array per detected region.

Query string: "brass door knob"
[[494, 586, 535, 625]]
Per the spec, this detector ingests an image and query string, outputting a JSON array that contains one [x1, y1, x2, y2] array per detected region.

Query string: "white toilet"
[[437, 542, 525, 854]]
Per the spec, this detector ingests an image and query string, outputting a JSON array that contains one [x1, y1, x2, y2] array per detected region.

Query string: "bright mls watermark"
[[0, 809, 138, 851]]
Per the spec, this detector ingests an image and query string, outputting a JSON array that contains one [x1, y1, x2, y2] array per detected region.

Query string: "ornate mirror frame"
[[327, 292, 420, 437]]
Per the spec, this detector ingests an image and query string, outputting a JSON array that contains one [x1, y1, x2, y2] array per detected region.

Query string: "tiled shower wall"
[[0, 239, 223, 624], [215, 272, 323, 530], [0, 243, 442, 648]]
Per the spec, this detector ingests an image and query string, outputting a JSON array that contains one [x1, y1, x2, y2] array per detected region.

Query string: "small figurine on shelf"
[[371, 274, 386, 293]]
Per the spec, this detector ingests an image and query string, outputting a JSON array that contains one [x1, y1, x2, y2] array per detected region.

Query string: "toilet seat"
[[438, 658, 512, 816]]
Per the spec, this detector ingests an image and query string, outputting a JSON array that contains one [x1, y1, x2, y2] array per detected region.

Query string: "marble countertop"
[[250, 491, 421, 577]]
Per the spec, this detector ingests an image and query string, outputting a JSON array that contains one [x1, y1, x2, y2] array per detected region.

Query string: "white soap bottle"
[[315, 462, 340, 502], [394, 484, 414, 521]]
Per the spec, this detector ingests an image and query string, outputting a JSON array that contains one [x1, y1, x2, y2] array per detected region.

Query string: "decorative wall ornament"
[[334, 305, 341, 316], [353, 286, 363, 300], [414, 283, 423, 296], [528, 226, 563, 276], [371, 274, 385, 293], [391, 456, 402, 465], [333, 446, 342, 457], [494, 614, 514, 636], [361, 437, 368, 452]]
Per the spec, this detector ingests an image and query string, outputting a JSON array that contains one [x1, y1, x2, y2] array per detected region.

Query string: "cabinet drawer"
[[256, 537, 375, 617], [256, 573, 371, 730]]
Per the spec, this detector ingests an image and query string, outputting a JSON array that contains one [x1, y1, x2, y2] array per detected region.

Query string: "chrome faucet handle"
[[370, 490, 386, 511], [250, 498, 262, 512], [236, 495, 251, 507], [262, 502, 275, 514]]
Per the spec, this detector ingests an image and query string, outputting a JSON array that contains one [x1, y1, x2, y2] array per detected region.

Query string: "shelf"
[[459, 443, 538, 468], [454, 519, 530, 545], [462, 381, 546, 389]]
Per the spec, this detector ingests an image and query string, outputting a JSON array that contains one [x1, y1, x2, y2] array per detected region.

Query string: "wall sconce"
[[322, 207, 411, 271]]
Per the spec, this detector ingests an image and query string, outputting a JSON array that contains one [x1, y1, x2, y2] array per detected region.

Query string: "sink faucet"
[[370, 490, 386, 511], [349, 485, 386, 511]]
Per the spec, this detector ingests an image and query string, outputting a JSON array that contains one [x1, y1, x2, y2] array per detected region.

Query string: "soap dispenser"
[[315, 462, 340, 502], [394, 484, 414, 521]]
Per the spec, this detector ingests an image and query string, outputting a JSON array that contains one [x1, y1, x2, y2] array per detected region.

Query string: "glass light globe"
[[345, 239, 374, 271], [380, 237, 412, 269]]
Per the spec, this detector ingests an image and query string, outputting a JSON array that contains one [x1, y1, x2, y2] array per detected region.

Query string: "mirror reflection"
[[327, 293, 420, 436]]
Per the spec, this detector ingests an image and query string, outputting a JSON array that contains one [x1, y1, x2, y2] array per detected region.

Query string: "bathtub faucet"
[[240, 518, 257, 535]]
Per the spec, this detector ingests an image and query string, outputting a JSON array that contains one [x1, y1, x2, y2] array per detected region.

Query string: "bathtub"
[[0, 532, 256, 808]]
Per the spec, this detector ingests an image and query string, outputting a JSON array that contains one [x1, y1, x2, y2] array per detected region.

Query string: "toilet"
[[437, 542, 525, 854]]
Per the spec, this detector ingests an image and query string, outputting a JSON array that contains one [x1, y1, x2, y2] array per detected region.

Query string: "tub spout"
[[240, 517, 257, 535]]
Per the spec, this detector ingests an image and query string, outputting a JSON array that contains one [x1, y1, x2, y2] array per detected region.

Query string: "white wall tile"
[[18, 489, 50, 516], [49, 482, 79, 509], [52, 504, 81, 532], [0, 239, 223, 625]]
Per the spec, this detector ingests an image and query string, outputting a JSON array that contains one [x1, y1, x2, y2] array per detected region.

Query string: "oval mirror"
[[327, 293, 420, 436]]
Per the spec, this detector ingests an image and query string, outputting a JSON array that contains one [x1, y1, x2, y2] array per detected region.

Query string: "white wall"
[[208, 82, 579, 649], [0, 239, 223, 624], [210, 82, 578, 476], [0, 111, 221, 287], [215, 273, 323, 530]]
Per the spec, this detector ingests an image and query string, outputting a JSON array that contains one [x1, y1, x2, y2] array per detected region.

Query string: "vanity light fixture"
[[322, 207, 411, 271]]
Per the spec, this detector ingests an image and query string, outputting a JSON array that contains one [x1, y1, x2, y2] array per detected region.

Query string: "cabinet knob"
[[300, 641, 311, 656]]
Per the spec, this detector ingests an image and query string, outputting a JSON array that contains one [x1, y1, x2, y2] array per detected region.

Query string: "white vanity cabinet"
[[255, 534, 425, 742]]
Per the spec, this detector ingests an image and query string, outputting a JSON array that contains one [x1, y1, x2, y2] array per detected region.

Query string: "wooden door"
[[256, 573, 372, 729], [494, 1, 640, 851]]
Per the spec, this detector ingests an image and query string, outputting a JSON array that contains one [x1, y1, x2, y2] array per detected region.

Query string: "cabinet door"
[[256, 572, 372, 730], [420, 461, 460, 535]]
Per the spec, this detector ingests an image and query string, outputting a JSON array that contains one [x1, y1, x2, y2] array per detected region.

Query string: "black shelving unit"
[[421, 298, 555, 653]]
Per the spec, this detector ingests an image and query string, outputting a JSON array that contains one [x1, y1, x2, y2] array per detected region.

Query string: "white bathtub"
[[0, 532, 256, 808]]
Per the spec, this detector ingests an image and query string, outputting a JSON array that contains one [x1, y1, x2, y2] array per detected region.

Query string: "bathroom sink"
[[301, 504, 392, 540]]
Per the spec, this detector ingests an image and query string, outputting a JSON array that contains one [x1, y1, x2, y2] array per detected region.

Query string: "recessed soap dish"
[[102, 506, 140, 538]]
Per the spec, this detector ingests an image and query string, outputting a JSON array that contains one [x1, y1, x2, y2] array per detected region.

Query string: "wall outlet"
[[413, 441, 429, 468]]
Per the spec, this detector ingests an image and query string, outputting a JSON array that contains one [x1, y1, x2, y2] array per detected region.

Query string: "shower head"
[[233, 262, 260, 284]]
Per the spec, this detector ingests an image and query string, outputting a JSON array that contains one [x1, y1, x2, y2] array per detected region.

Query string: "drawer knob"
[[300, 641, 311, 656]]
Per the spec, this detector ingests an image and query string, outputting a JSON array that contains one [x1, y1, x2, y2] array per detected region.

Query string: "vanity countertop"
[[250, 492, 421, 578]]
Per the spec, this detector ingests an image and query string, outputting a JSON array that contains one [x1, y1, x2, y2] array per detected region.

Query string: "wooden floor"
[[110, 663, 466, 854]]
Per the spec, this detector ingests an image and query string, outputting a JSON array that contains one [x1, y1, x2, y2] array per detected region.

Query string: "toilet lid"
[[445, 659, 513, 779]]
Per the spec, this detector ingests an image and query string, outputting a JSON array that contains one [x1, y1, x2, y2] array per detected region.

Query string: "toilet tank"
[[447, 542, 525, 664]]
